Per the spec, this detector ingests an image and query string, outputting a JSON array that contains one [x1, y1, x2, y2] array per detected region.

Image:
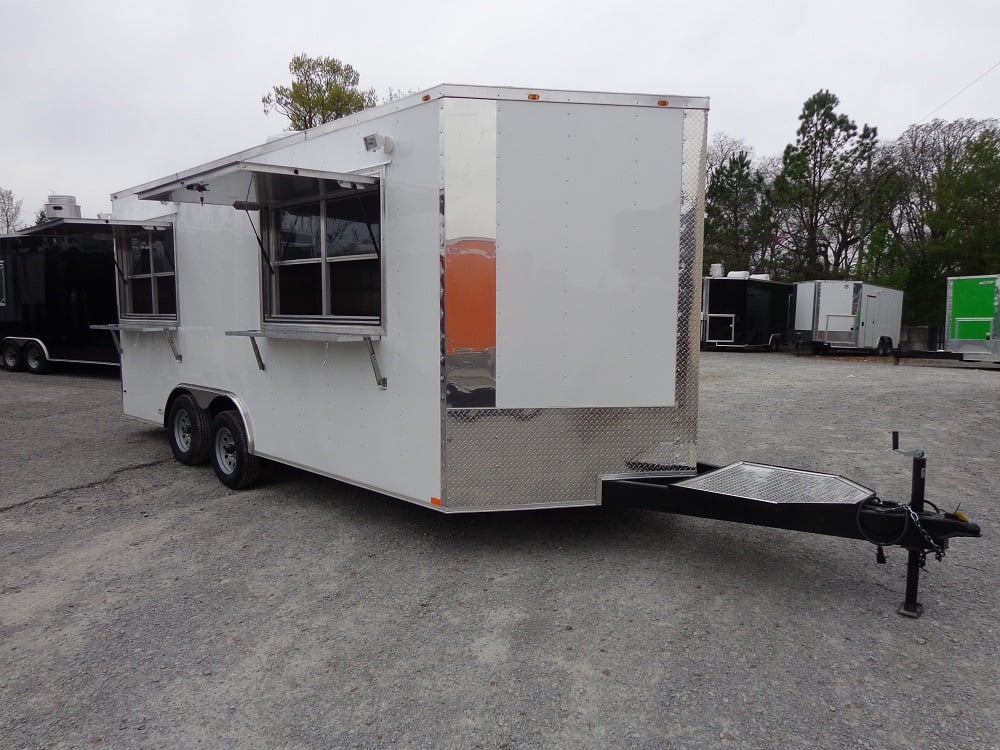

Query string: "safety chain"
[[906, 505, 946, 564]]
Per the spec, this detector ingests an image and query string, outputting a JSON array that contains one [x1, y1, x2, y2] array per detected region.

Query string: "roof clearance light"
[[657, 100, 670, 107], [527, 93, 540, 101], [422, 94, 431, 102]]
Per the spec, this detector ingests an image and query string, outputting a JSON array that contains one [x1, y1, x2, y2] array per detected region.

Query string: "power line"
[[917, 57, 1000, 123]]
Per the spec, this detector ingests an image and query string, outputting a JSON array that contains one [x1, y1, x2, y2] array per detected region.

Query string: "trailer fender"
[[1, 336, 51, 360], [166, 385, 256, 454]]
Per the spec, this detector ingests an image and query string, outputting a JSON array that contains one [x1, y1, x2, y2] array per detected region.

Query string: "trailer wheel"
[[210, 410, 260, 489], [167, 394, 211, 465], [2, 341, 24, 372], [24, 343, 49, 374]]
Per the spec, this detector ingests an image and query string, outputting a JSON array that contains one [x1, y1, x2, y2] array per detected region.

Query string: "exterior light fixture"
[[363, 133, 396, 154]]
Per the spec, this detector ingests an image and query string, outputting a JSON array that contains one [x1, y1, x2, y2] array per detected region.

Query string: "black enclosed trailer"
[[1, 219, 124, 372], [701, 275, 794, 350]]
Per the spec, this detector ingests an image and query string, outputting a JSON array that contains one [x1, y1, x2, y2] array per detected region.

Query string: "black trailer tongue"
[[602, 434, 981, 618]]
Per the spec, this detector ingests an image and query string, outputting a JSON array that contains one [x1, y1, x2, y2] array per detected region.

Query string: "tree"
[[905, 128, 1000, 324], [263, 54, 377, 131], [879, 118, 998, 323], [34, 208, 47, 225], [0, 187, 22, 234], [926, 128, 1000, 273], [706, 132, 753, 186], [704, 150, 775, 274], [770, 90, 878, 278], [888, 118, 993, 257]]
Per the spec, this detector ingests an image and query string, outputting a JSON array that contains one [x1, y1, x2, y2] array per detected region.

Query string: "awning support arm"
[[165, 330, 182, 363], [248, 335, 265, 371], [364, 336, 387, 390]]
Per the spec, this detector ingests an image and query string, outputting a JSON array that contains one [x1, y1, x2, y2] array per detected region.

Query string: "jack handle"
[[892, 430, 924, 459]]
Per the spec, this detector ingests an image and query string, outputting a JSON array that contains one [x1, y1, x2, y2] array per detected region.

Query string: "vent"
[[44, 195, 82, 219]]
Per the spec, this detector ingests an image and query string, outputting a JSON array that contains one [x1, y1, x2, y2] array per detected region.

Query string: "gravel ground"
[[1, 353, 997, 749]]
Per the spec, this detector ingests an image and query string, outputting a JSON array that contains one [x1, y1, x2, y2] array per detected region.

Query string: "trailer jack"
[[602, 433, 981, 617]]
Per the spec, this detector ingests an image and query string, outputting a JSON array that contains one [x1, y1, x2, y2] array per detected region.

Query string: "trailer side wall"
[[114, 102, 445, 505]]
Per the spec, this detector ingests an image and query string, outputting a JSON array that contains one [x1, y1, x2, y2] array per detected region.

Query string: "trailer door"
[[860, 294, 879, 348]]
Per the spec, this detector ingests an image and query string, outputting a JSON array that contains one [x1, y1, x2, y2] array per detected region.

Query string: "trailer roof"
[[114, 84, 709, 202]]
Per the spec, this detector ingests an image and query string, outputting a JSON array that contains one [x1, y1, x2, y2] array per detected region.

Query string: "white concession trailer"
[[100, 85, 984, 615], [794, 280, 903, 355], [105, 85, 710, 511]]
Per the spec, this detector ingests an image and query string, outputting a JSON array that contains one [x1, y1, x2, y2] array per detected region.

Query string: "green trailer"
[[946, 275, 1000, 361]]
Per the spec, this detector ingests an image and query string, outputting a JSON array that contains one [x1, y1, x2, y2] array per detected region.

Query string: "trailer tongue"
[[602, 434, 981, 618]]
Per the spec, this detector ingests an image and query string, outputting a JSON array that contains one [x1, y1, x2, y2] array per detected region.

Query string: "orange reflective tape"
[[444, 238, 496, 356]]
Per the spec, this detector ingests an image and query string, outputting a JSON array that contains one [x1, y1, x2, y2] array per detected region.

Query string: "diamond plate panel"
[[675, 462, 875, 505], [443, 105, 708, 509]]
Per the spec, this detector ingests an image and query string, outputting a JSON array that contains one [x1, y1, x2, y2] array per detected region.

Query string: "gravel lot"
[[1, 352, 997, 749]]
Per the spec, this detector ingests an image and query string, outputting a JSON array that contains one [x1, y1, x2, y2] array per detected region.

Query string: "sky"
[[1, 0, 997, 224]]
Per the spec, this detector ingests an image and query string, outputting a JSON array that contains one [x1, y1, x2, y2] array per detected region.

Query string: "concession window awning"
[[136, 161, 379, 209], [10, 218, 173, 237]]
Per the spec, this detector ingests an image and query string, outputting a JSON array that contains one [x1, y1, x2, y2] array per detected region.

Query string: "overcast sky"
[[1, 0, 997, 223]]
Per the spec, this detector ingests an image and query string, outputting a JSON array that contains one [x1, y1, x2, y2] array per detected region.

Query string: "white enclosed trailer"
[[794, 280, 903, 355], [105, 84, 709, 512]]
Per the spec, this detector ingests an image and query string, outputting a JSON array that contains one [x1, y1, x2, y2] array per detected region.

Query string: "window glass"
[[326, 193, 380, 258], [129, 238, 151, 275], [266, 185, 381, 324], [156, 276, 177, 315], [151, 239, 174, 273], [277, 204, 321, 262], [277, 264, 322, 316], [115, 226, 176, 319], [328, 257, 380, 316], [129, 278, 154, 315]]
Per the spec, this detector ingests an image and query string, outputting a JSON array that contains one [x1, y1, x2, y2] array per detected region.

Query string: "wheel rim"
[[26, 349, 40, 369], [3, 349, 14, 367], [173, 411, 192, 452], [215, 426, 237, 474]]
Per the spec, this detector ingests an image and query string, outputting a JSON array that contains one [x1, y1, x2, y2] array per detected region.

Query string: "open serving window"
[[138, 162, 383, 332]]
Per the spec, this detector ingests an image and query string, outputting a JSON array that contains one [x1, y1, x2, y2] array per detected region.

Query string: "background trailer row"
[[794, 280, 903, 355], [945, 274, 1000, 361], [1, 202, 133, 373], [701, 272, 794, 350]]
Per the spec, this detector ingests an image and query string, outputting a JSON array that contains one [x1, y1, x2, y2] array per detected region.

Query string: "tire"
[[210, 410, 260, 489], [2, 341, 24, 372], [23, 343, 49, 374], [167, 394, 211, 465]]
